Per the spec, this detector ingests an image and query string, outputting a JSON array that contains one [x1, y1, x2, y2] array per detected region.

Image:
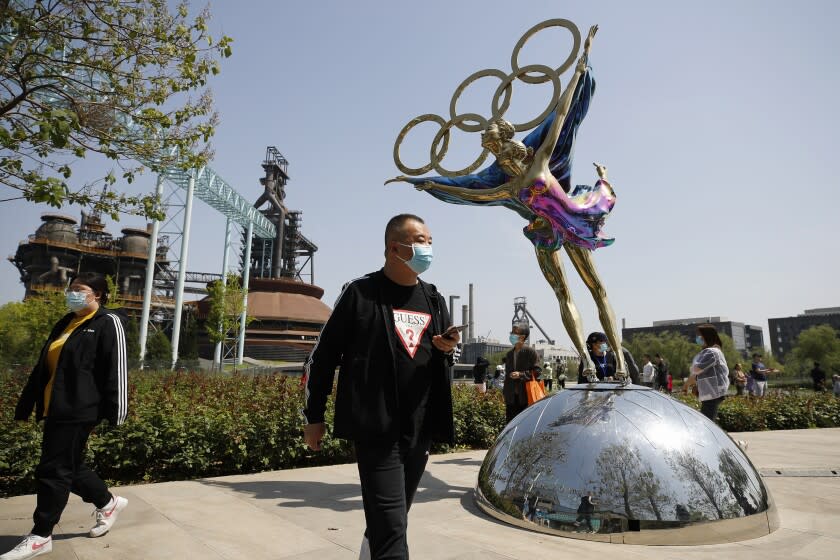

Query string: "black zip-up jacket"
[[15, 307, 129, 425], [303, 269, 456, 444]]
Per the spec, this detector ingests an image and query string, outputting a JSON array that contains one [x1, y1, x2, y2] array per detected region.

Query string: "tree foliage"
[[623, 330, 781, 381], [623, 331, 699, 379], [0, 292, 66, 368], [205, 273, 251, 347], [144, 328, 171, 368], [0, 0, 232, 219], [784, 325, 840, 376], [102, 274, 141, 368], [178, 308, 199, 363]]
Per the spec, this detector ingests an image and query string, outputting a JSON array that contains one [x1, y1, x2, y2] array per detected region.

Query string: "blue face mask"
[[509, 334, 521, 345], [65, 291, 89, 312], [696, 335, 705, 345], [599, 343, 608, 353], [398, 243, 433, 274]]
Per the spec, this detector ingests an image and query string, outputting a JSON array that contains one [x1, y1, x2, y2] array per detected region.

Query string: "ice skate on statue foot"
[[615, 369, 630, 386]]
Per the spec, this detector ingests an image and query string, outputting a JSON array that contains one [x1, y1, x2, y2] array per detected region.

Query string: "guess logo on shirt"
[[393, 309, 431, 358]]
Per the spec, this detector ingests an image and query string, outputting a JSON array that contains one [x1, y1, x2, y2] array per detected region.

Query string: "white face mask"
[[65, 291, 89, 312]]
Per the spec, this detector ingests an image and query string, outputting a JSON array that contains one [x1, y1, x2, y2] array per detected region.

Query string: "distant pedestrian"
[[543, 362, 554, 392], [750, 353, 777, 397], [556, 361, 567, 389], [684, 324, 730, 422], [810, 362, 826, 392], [489, 364, 505, 390], [641, 354, 656, 388], [654, 354, 669, 392], [473, 356, 490, 393], [503, 324, 539, 422], [833, 374, 840, 397], [732, 363, 748, 396]]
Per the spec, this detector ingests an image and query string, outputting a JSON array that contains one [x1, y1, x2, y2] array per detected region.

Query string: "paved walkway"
[[1, 428, 838, 559]]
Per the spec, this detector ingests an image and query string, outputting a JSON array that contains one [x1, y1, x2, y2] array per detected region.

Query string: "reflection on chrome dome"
[[475, 384, 778, 545]]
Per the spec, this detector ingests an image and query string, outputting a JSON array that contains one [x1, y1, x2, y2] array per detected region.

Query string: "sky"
[[2, 0, 838, 351]]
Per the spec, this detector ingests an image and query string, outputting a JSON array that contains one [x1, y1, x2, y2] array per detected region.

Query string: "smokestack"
[[622, 317, 626, 329], [462, 304, 468, 339], [449, 295, 460, 326], [468, 283, 474, 343]]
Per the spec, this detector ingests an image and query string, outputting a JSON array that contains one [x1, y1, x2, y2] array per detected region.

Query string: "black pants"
[[544, 379, 553, 391], [576, 513, 594, 531], [355, 438, 430, 559], [505, 402, 527, 423], [700, 396, 725, 423], [32, 421, 112, 537]]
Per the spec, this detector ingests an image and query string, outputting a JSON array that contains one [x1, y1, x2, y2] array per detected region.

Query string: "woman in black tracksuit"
[[4, 273, 129, 559]]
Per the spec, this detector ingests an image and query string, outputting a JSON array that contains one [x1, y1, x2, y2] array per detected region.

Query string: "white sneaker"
[[0, 534, 52, 559], [89, 496, 128, 537]]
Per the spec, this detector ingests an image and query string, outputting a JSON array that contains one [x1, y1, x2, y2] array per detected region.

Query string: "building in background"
[[459, 339, 578, 369], [532, 341, 579, 368], [622, 316, 764, 356], [768, 307, 840, 360], [460, 339, 510, 366], [9, 211, 176, 314]]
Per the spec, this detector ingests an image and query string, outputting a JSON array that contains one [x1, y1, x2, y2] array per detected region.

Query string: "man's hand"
[[432, 329, 459, 353], [304, 422, 326, 451]]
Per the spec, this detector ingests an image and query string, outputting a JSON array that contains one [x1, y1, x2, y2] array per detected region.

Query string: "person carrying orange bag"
[[503, 324, 540, 422]]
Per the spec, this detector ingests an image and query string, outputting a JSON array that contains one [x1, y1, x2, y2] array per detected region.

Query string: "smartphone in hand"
[[442, 324, 467, 340]]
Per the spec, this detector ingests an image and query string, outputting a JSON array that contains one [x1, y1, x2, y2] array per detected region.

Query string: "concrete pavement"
[[1, 428, 838, 559]]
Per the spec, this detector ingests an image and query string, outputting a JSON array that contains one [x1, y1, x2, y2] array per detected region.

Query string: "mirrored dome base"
[[475, 384, 779, 545]]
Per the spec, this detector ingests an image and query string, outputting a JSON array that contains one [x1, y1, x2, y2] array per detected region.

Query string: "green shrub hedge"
[[675, 390, 840, 431], [0, 371, 508, 497], [2, 371, 838, 498]]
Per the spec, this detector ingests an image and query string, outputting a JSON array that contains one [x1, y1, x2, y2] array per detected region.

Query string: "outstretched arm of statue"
[[592, 162, 615, 196], [533, 25, 598, 167], [385, 176, 517, 202]]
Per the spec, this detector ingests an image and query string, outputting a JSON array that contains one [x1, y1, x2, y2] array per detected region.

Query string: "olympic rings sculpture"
[[393, 19, 582, 178]]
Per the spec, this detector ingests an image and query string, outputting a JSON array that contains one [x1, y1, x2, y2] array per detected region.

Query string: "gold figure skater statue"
[[387, 22, 627, 380]]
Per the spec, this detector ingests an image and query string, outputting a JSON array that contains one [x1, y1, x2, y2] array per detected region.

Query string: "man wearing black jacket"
[[303, 214, 459, 560]]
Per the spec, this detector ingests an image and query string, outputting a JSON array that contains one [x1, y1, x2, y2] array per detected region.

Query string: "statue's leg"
[[534, 246, 595, 375], [565, 245, 627, 376]]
